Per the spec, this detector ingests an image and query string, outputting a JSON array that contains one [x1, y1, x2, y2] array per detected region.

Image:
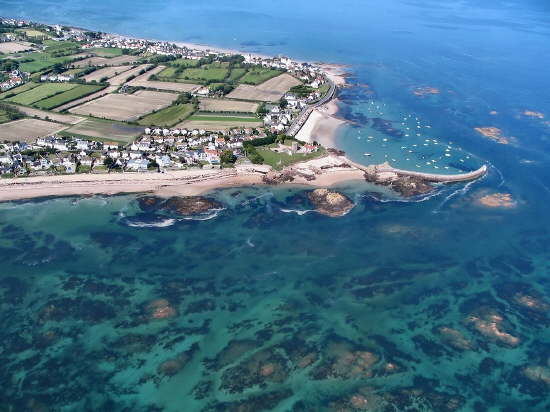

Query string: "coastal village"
[[0, 18, 334, 178], [0, 17, 489, 205]]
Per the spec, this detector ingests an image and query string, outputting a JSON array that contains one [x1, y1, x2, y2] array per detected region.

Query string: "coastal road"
[[288, 76, 337, 137]]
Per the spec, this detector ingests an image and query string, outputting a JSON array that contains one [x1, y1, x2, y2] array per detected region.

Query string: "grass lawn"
[[0, 82, 39, 100], [239, 68, 283, 85], [256, 146, 325, 170], [189, 114, 260, 122], [89, 47, 124, 57], [6, 83, 78, 106], [33, 84, 105, 110], [137, 103, 195, 127]]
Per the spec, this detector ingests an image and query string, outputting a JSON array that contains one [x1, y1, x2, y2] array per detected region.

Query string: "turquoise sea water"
[[1, 1, 550, 411]]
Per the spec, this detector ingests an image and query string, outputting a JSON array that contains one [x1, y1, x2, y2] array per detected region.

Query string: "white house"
[[126, 158, 149, 171]]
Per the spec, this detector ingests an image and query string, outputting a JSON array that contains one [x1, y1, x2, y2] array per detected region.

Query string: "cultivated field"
[[88, 47, 124, 57], [15, 28, 49, 38], [71, 55, 139, 68], [127, 66, 200, 92], [137, 103, 195, 127], [63, 118, 143, 143], [158, 62, 230, 84], [199, 98, 258, 113], [6, 83, 77, 106], [0, 42, 35, 54], [83, 66, 132, 83], [6, 105, 84, 124], [0, 82, 39, 100], [34, 85, 105, 110], [53, 86, 118, 112], [0, 119, 67, 142], [104, 55, 140, 66], [108, 64, 151, 86], [71, 57, 111, 67], [227, 73, 301, 102], [70, 90, 177, 121], [17, 52, 77, 73], [177, 115, 262, 130], [239, 68, 282, 85]]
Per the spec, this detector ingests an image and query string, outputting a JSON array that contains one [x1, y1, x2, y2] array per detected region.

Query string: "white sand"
[[295, 99, 347, 148]]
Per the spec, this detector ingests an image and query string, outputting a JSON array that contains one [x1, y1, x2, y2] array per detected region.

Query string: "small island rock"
[[308, 188, 354, 217]]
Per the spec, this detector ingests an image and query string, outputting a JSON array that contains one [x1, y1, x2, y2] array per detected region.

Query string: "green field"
[[227, 68, 247, 82], [33, 84, 105, 110], [15, 28, 49, 38], [18, 52, 78, 73], [240, 68, 282, 85], [157, 61, 283, 87], [0, 82, 39, 100], [137, 103, 196, 127], [189, 114, 261, 122], [256, 145, 325, 170], [62, 68, 87, 77], [89, 48, 124, 57], [6, 83, 77, 105], [43, 40, 81, 53], [169, 58, 199, 68], [0, 104, 24, 124]]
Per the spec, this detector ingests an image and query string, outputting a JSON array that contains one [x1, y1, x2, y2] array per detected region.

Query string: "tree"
[[51, 63, 65, 74], [279, 98, 288, 109], [103, 157, 114, 167], [220, 150, 235, 165]]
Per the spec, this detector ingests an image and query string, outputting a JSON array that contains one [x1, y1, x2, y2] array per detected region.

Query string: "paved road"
[[288, 77, 337, 137]]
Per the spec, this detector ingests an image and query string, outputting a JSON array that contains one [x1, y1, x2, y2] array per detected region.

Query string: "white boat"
[[364, 153, 372, 156]]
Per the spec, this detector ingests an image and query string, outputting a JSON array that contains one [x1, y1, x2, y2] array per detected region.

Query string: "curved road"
[[287, 77, 336, 137]]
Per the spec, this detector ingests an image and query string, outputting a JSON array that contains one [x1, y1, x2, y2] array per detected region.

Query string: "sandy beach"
[[295, 99, 348, 148], [0, 156, 365, 202]]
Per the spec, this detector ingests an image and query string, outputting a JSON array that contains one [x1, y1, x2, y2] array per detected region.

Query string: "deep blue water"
[[1, 1, 550, 411]]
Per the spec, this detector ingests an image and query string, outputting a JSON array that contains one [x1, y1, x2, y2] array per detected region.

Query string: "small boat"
[[363, 153, 372, 156]]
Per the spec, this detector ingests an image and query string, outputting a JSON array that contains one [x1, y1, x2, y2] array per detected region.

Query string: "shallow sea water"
[[1, 0, 550, 410]]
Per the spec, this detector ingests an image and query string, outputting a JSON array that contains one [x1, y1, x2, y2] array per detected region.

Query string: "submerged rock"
[[476, 192, 517, 208], [164, 196, 222, 216], [146, 298, 177, 320], [308, 188, 355, 217], [137, 195, 222, 216], [137, 195, 164, 211]]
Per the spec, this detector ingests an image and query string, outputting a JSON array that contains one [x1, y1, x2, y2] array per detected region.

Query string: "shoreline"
[[295, 98, 347, 148], [0, 156, 365, 202]]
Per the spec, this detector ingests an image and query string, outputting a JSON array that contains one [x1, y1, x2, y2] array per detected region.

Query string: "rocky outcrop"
[[308, 189, 355, 217], [138, 195, 222, 216], [363, 169, 434, 197], [262, 171, 296, 185], [164, 196, 221, 216]]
